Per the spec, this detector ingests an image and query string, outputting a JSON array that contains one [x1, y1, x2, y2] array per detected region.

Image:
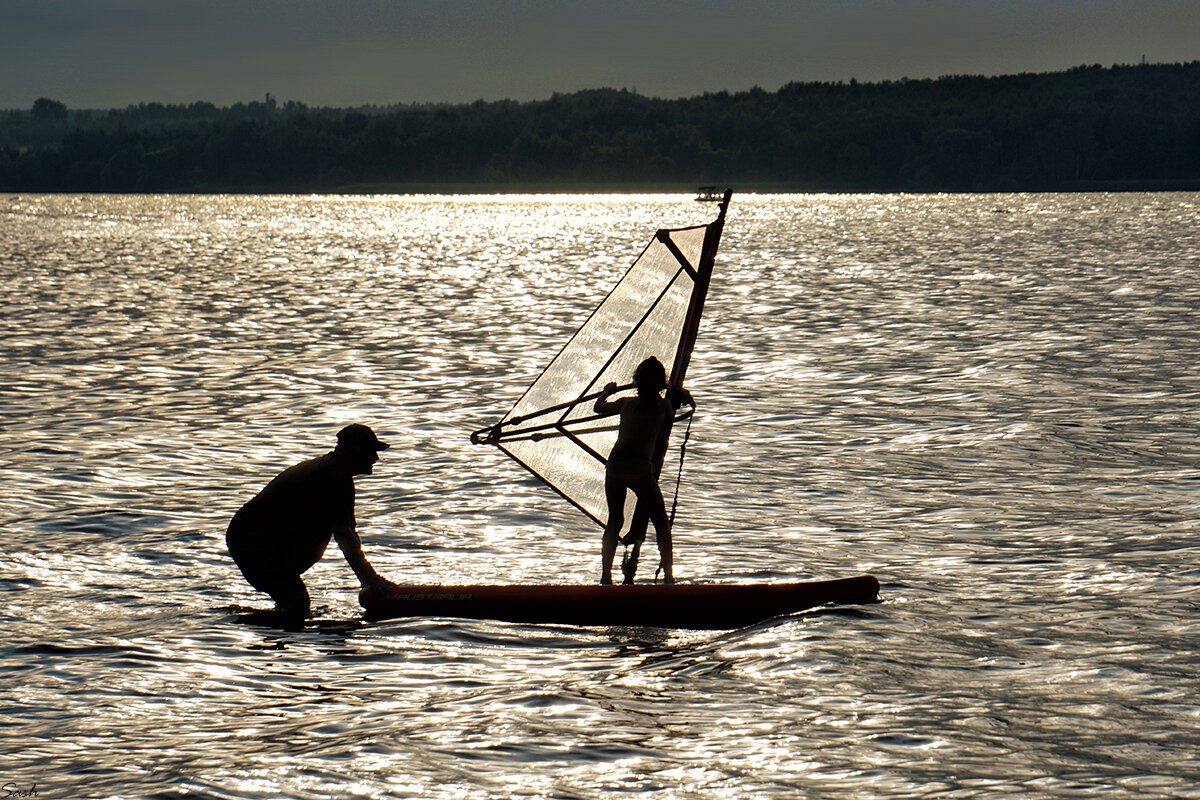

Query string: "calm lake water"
[[1, 192, 1198, 799]]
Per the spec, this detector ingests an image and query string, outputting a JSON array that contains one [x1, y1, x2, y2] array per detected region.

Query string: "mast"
[[653, 188, 731, 471], [621, 191, 731, 575], [669, 189, 731, 388]]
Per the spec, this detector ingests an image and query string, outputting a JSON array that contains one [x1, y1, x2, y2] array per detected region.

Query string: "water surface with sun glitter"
[[2, 192, 1198, 799]]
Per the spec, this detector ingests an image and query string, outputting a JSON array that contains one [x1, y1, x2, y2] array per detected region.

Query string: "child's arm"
[[669, 385, 695, 409], [650, 397, 675, 466], [593, 382, 624, 415]]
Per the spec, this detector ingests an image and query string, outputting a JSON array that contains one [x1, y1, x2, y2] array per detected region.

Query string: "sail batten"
[[656, 229, 698, 278], [475, 194, 731, 530]]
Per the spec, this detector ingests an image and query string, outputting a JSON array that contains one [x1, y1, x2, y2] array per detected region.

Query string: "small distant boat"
[[361, 576, 880, 629], [695, 185, 725, 202]]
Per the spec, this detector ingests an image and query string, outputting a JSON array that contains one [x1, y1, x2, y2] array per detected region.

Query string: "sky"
[[2, 0, 1198, 110]]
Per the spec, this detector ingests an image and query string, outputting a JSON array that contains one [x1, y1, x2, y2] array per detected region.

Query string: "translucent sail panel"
[[498, 225, 709, 527]]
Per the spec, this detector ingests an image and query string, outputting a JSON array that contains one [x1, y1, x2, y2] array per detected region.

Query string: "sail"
[[473, 194, 731, 528]]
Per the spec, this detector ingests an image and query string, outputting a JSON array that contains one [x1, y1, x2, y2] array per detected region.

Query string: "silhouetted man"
[[226, 423, 399, 626]]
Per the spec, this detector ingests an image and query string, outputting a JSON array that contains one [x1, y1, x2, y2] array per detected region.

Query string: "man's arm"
[[334, 524, 398, 592]]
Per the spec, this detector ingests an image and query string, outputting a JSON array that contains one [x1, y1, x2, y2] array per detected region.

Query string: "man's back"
[[236, 453, 354, 543]]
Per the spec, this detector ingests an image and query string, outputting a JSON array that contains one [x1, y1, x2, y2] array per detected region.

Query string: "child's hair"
[[633, 357, 667, 393]]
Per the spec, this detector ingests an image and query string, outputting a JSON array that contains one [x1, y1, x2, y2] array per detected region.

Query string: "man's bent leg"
[[265, 574, 310, 629], [234, 570, 310, 629], [228, 523, 312, 627]]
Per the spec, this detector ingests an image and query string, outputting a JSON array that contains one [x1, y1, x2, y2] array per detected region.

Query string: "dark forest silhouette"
[[2, 62, 1198, 193]]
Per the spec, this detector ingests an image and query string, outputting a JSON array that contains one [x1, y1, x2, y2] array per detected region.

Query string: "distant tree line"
[[2, 62, 1198, 193]]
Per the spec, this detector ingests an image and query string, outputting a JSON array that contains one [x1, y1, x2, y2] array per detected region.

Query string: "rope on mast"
[[668, 406, 694, 526]]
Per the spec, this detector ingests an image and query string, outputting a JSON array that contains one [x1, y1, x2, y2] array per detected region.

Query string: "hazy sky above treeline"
[[3, 0, 1197, 109]]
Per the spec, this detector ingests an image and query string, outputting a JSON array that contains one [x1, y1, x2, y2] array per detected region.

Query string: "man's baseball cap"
[[337, 423, 390, 451]]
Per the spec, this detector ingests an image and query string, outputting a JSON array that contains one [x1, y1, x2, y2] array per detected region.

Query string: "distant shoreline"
[[4, 62, 1198, 195], [6, 180, 1200, 197], [338, 179, 1200, 195]]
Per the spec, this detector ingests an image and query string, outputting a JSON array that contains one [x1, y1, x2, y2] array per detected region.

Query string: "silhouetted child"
[[593, 357, 692, 585]]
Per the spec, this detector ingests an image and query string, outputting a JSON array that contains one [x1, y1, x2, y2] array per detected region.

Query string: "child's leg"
[[601, 474, 628, 584], [630, 476, 674, 583]]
